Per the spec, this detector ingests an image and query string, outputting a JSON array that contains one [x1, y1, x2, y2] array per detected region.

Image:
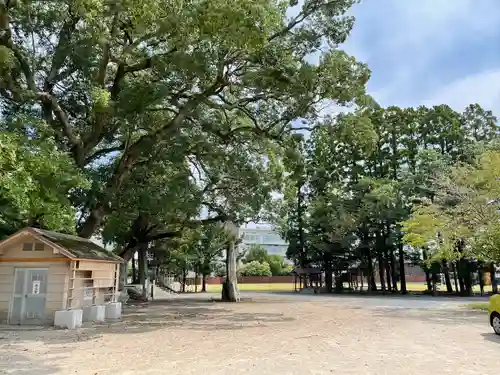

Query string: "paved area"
[[0, 293, 498, 375]]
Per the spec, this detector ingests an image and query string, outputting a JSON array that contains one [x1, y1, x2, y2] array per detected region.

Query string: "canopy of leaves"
[[0, 128, 88, 238], [243, 244, 289, 275], [403, 149, 500, 263], [275, 103, 499, 284], [239, 260, 272, 277], [0, 0, 370, 240]]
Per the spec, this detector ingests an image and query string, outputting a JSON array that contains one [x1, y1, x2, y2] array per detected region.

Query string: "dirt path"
[[0, 296, 499, 375]]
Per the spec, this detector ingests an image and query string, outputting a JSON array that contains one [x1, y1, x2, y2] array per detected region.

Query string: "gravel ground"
[[0, 294, 499, 375]]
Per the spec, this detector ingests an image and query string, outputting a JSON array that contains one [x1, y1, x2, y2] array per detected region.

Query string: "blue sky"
[[342, 0, 500, 114]]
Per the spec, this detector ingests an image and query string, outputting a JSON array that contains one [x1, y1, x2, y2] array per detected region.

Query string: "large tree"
[[277, 103, 499, 295], [403, 147, 500, 295], [0, 0, 369, 240]]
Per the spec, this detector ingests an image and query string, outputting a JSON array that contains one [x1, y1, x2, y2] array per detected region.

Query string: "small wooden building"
[[0, 227, 123, 325]]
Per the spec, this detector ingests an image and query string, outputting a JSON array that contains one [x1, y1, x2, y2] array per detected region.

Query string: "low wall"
[[405, 275, 427, 283], [186, 274, 429, 285], [206, 276, 295, 284], [206, 275, 428, 285]]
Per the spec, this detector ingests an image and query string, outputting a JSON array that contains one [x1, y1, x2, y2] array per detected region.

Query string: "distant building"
[[238, 226, 289, 260]]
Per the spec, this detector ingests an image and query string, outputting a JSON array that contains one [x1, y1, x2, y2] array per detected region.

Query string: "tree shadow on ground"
[[0, 297, 294, 346], [481, 332, 500, 344], [0, 348, 63, 375], [369, 308, 486, 326], [266, 291, 488, 303]]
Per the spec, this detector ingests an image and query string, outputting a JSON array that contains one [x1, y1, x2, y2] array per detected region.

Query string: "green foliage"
[[0, 0, 370, 239], [276, 102, 499, 293], [0, 129, 88, 238], [243, 245, 269, 264], [239, 261, 272, 277], [155, 223, 231, 277], [3, 0, 498, 299], [193, 224, 232, 275], [403, 149, 500, 263], [267, 254, 290, 276], [243, 244, 289, 275]]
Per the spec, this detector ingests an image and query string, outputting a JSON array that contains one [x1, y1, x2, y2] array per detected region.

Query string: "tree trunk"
[[385, 260, 392, 292], [325, 261, 333, 293], [431, 262, 438, 296], [202, 273, 207, 292], [78, 203, 106, 238], [457, 259, 466, 294], [390, 247, 398, 292], [119, 262, 127, 290], [458, 274, 465, 294], [384, 250, 392, 292], [78, 146, 148, 239], [425, 271, 432, 292], [368, 252, 377, 292], [442, 260, 453, 293], [491, 263, 498, 294], [363, 236, 377, 292], [221, 241, 239, 302], [422, 249, 432, 292], [464, 260, 474, 296], [138, 246, 148, 299], [194, 268, 199, 293], [398, 240, 407, 294], [296, 183, 306, 271], [182, 268, 187, 293], [362, 229, 376, 292], [463, 260, 473, 296], [377, 254, 386, 293], [376, 231, 386, 292], [131, 252, 137, 284], [478, 264, 485, 296], [452, 262, 459, 293], [334, 274, 343, 293]]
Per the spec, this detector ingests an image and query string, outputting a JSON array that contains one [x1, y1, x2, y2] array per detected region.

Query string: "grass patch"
[[465, 302, 489, 311], [198, 282, 495, 294]]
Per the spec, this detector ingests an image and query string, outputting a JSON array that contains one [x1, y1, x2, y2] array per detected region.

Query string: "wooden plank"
[[0, 257, 119, 265], [68, 261, 76, 309], [77, 260, 122, 271], [114, 263, 119, 302]]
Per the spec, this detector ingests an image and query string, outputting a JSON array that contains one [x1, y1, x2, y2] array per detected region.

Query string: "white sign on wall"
[[32, 281, 40, 295], [84, 288, 94, 300]]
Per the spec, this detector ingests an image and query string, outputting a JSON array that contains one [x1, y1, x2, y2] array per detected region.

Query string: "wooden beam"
[[0, 256, 121, 264], [73, 258, 123, 264], [0, 257, 69, 263], [68, 260, 76, 309]]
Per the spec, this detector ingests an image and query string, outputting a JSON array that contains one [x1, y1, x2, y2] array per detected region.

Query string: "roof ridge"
[[31, 228, 93, 243]]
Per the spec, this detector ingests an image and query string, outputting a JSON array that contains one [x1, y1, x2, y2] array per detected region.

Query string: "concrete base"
[[82, 305, 106, 323], [54, 309, 83, 329], [105, 302, 122, 320]]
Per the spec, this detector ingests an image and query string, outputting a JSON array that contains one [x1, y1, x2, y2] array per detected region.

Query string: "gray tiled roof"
[[31, 228, 123, 263], [291, 266, 322, 275]]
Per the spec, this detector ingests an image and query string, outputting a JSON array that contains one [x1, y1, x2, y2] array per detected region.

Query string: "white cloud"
[[345, 0, 500, 107], [422, 69, 500, 113]]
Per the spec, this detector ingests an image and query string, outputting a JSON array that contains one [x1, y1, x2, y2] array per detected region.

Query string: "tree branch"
[[44, 12, 80, 91], [0, 3, 37, 92], [268, 1, 340, 42], [84, 145, 125, 164]]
